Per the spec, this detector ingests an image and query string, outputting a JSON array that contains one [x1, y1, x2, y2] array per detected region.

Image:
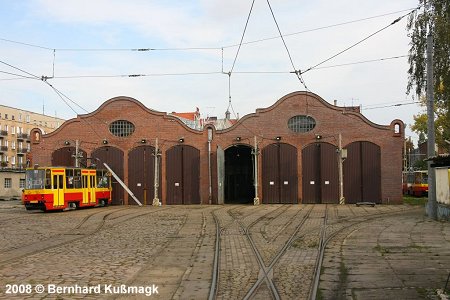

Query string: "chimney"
[[334, 100, 337, 106], [225, 109, 231, 120]]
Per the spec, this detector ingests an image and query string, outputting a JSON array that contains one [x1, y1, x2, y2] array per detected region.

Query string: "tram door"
[[52, 172, 64, 207], [89, 171, 96, 204], [82, 171, 90, 205]]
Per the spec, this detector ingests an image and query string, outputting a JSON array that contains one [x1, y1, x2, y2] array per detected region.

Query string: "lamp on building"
[[64, 141, 70, 145], [140, 139, 147, 144], [315, 134, 322, 140], [236, 137, 241, 141], [178, 138, 185, 143], [275, 136, 282, 141], [102, 139, 108, 145]]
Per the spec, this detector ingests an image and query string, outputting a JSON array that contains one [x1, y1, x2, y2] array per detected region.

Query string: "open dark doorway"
[[224, 145, 254, 204]]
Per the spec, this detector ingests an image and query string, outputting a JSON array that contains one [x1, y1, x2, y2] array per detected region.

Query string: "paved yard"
[[0, 201, 448, 299]]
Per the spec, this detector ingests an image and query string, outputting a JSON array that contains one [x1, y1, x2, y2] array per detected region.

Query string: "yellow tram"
[[22, 167, 112, 211]]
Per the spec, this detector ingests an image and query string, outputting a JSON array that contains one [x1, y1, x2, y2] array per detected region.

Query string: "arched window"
[[109, 120, 135, 137], [287, 115, 316, 133]]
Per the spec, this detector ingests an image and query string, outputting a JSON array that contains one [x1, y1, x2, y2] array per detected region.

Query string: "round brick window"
[[109, 120, 135, 137], [287, 115, 316, 133]]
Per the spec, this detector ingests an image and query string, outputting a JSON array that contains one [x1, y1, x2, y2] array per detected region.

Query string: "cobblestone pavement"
[[0, 200, 448, 299]]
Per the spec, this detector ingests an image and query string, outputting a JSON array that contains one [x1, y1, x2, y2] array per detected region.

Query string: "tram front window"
[[25, 169, 45, 189]]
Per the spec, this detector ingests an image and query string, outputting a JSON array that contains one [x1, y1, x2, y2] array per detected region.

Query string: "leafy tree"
[[407, 0, 450, 150]]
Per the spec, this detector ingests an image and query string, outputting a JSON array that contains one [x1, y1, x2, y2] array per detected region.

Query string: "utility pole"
[[426, 32, 437, 220], [152, 138, 161, 206], [71, 139, 83, 168]]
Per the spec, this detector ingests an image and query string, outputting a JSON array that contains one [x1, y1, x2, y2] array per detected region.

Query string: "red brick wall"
[[30, 92, 404, 205]]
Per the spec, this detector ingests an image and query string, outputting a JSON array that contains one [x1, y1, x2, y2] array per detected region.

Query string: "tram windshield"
[[25, 169, 46, 189]]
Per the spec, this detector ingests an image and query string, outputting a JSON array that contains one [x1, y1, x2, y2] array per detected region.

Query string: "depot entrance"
[[224, 145, 255, 204]]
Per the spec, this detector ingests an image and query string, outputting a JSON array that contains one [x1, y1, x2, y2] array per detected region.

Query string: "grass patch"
[[403, 195, 427, 206]]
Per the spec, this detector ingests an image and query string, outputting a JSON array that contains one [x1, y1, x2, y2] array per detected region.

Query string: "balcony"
[[16, 133, 29, 140], [0, 130, 7, 137], [17, 148, 28, 154], [0, 146, 8, 151]]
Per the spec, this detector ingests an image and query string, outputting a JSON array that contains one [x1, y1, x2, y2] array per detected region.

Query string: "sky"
[[0, 0, 424, 143]]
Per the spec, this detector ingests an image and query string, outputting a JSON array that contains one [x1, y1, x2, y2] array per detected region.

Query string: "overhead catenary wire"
[[0, 54, 409, 81], [0, 58, 106, 139], [0, 7, 418, 52], [300, 6, 420, 75], [266, 0, 307, 89]]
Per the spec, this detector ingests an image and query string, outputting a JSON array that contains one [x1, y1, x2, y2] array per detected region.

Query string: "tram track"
[[309, 205, 421, 300], [0, 206, 171, 267], [210, 205, 315, 300], [242, 205, 315, 300]]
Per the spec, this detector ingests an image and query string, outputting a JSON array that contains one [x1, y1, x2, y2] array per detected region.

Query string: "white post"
[[253, 136, 260, 205], [75, 139, 80, 167], [153, 138, 160, 206], [208, 128, 213, 204], [338, 133, 345, 204]]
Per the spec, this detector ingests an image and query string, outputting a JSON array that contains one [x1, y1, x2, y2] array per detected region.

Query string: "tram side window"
[[45, 169, 51, 189], [66, 169, 74, 189], [73, 169, 82, 188], [96, 170, 110, 188]]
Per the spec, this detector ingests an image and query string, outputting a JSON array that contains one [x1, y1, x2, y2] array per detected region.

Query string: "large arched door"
[[224, 145, 254, 204], [52, 147, 87, 167], [166, 145, 200, 204], [302, 143, 339, 204], [128, 146, 161, 205], [91, 146, 124, 205], [344, 141, 381, 204], [262, 143, 298, 204]]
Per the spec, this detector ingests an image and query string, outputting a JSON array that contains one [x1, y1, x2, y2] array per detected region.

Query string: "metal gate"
[[344, 141, 381, 204], [166, 145, 200, 204], [302, 143, 339, 204], [91, 146, 124, 205], [128, 146, 161, 205], [262, 143, 298, 204], [52, 147, 87, 167]]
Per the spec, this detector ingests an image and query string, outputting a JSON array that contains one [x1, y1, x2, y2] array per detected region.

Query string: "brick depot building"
[[29, 91, 404, 205]]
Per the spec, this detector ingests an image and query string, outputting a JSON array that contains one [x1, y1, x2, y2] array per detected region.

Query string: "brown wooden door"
[[262, 143, 298, 204], [91, 146, 124, 205], [302, 143, 339, 204], [344, 141, 381, 204], [166, 145, 200, 204], [128, 146, 161, 205], [52, 147, 87, 167]]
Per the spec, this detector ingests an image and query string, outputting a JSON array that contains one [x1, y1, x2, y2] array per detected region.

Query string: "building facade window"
[[287, 115, 316, 133], [109, 120, 135, 137], [20, 178, 25, 189], [26, 115, 30, 123], [4, 178, 11, 188]]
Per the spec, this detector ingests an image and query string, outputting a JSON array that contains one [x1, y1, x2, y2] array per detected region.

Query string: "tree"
[[407, 0, 450, 150]]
